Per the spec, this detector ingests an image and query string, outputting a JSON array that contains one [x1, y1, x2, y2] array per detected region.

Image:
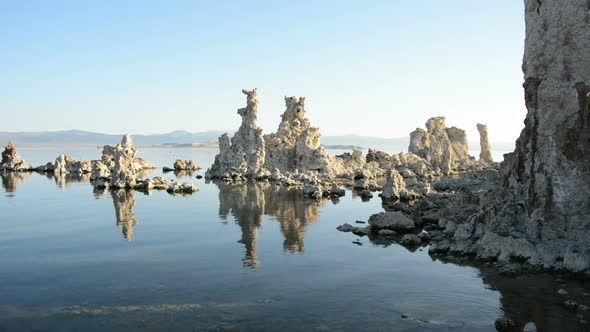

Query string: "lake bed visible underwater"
[[1, 148, 589, 332]]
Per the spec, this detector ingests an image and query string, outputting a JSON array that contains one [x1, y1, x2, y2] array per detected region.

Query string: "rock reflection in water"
[[216, 181, 326, 268], [172, 170, 195, 179], [51, 172, 92, 189], [1, 172, 31, 194], [480, 268, 590, 331], [369, 233, 590, 331], [111, 190, 138, 241]]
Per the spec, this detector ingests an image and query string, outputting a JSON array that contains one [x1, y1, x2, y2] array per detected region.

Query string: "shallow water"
[[0, 148, 589, 331]]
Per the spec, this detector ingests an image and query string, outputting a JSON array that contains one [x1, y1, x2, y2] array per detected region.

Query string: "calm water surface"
[[0, 148, 588, 331]]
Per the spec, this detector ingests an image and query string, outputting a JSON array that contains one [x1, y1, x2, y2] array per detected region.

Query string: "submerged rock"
[[399, 234, 421, 246]]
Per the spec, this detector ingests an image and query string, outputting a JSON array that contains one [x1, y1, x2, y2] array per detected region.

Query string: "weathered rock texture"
[[0, 143, 31, 171], [476, 123, 493, 163], [264, 96, 337, 177], [110, 136, 140, 188], [51, 155, 92, 174], [414, 0, 590, 274], [173, 160, 201, 171], [206, 89, 267, 179], [471, 0, 590, 272], [207, 89, 341, 182], [92, 135, 156, 189], [409, 117, 472, 174], [380, 168, 407, 202]]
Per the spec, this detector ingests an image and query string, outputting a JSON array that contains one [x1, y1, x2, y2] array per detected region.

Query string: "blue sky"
[[1, 1, 525, 142]]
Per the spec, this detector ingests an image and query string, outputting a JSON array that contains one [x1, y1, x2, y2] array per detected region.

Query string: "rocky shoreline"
[[1, 0, 587, 285], [0, 135, 200, 197]]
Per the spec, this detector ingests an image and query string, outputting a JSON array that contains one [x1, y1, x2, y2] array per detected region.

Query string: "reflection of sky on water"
[[0, 147, 588, 331]]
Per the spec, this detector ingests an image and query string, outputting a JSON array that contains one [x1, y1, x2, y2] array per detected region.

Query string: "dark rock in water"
[[417, 231, 431, 243], [368, 211, 415, 231], [360, 189, 373, 199], [399, 234, 420, 246], [496, 262, 523, 276], [336, 223, 354, 232], [196, 175, 203, 179], [163, 167, 174, 172], [378, 229, 397, 236], [355, 220, 366, 224], [351, 226, 369, 236], [563, 300, 578, 310], [330, 184, 346, 197], [494, 317, 517, 332]]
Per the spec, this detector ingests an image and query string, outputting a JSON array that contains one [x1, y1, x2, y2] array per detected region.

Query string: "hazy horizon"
[[1, 1, 525, 143]]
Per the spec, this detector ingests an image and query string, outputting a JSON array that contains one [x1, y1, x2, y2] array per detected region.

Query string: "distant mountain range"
[[0, 130, 515, 154], [0, 130, 228, 146]]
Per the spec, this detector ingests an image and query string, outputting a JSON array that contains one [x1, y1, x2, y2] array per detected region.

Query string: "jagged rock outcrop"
[[477, 123, 493, 163], [54, 155, 68, 174], [207, 89, 267, 179], [207, 89, 345, 184], [365, 149, 391, 169], [92, 135, 156, 189], [264, 96, 337, 177], [0, 143, 31, 172], [408, 117, 472, 174], [335, 148, 365, 170], [467, 0, 590, 273], [110, 136, 140, 188], [380, 168, 407, 202], [99, 135, 155, 174], [90, 161, 110, 181], [50, 155, 92, 174], [414, 0, 590, 274]]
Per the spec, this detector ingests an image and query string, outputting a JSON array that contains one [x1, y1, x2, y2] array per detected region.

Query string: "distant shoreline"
[[9, 142, 365, 150]]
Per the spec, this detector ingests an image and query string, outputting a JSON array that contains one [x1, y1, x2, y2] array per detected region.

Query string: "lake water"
[[0, 148, 588, 331]]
